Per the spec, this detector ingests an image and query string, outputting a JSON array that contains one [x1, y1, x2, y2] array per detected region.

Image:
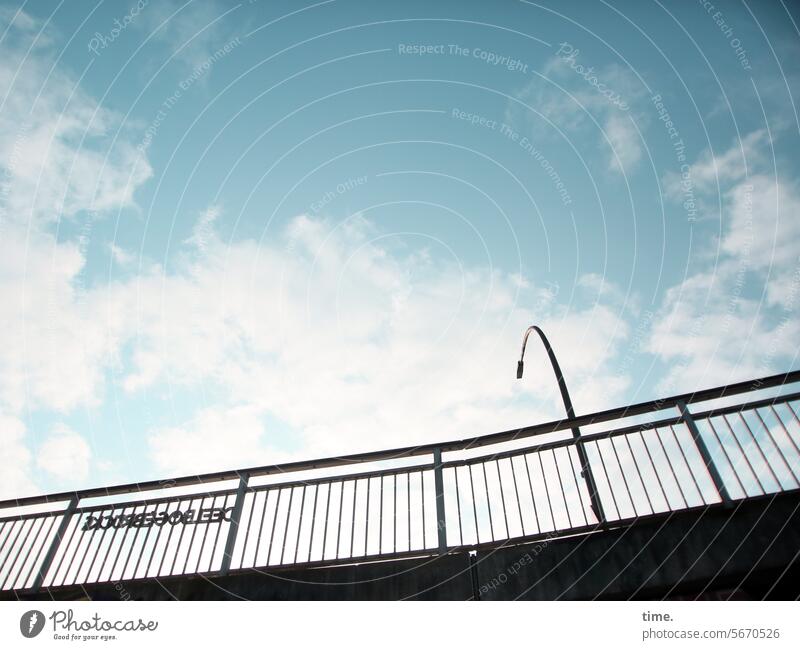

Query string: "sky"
[[0, 0, 799, 499]]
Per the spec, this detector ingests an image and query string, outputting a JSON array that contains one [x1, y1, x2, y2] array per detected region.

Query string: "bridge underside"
[[13, 490, 800, 601]]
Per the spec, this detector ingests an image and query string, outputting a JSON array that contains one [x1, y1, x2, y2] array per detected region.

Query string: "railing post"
[[677, 400, 732, 505], [433, 448, 448, 553], [31, 496, 78, 592], [573, 433, 607, 525], [220, 472, 249, 576]]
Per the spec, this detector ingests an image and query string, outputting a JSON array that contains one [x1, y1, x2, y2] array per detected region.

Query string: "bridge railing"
[[1, 370, 799, 593]]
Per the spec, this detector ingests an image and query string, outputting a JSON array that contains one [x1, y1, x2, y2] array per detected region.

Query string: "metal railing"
[[1, 370, 799, 593]]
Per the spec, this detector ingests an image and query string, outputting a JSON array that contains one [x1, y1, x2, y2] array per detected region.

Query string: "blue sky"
[[0, 0, 799, 498]]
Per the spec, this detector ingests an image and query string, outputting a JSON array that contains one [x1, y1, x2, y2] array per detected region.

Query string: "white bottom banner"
[[0, 601, 797, 649]]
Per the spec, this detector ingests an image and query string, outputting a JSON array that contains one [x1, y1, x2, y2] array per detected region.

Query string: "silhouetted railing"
[[1, 370, 799, 593]]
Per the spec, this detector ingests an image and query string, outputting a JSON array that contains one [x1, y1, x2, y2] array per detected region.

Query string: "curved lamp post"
[[517, 325, 606, 525]]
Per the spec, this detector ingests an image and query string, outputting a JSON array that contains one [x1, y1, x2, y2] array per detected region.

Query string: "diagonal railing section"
[[2, 370, 800, 593]]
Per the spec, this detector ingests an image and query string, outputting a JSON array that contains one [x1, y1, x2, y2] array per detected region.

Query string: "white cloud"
[[36, 425, 92, 483], [137, 212, 633, 472], [507, 58, 645, 174], [0, 13, 152, 228], [650, 132, 800, 390], [605, 113, 641, 171], [0, 411, 36, 499]]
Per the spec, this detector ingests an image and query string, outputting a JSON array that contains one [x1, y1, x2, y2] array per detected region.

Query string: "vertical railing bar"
[[42, 506, 81, 591], [537, 452, 557, 530], [156, 501, 185, 577], [54, 508, 90, 591], [21, 516, 58, 589], [238, 491, 258, 569], [638, 431, 671, 509], [180, 499, 203, 575], [176, 499, 201, 575], [350, 480, 358, 558], [266, 489, 283, 566], [322, 482, 333, 560], [365, 478, 372, 554], [608, 437, 638, 517], [468, 465, 480, 542], [67, 516, 98, 585], [219, 472, 249, 575], [0, 521, 28, 585], [109, 505, 139, 582], [294, 485, 307, 564], [193, 496, 218, 574], [653, 428, 689, 509], [321, 482, 332, 561], [454, 467, 464, 546], [96, 506, 129, 582], [337, 481, 345, 559], [378, 475, 384, 555], [78, 510, 111, 584], [551, 448, 574, 529], [770, 404, 800, 459], [623, 434, 654, 514], [495, 460, 511, 539], [509, 457, 526, 535], [254, 490, 272, 567], [720, 415, 764, 493], [16, 518, 51, 588], [279, 489, 295, 565], [5, 518, 44, 590], [594, 441, 622, 520], [668, 424, 706, 505], [0, 520, 15, 560], [736, 412, 781, 489], [407, 473, 411, 551], [307, 486, 319, 563], [678, 401, 731, 505], [83, 509, 120, 584], [143, 505, 171, 578], [420, 472, 427, 549], [566, 447, 589, 527], [433, 449, 448, 552], [754, 408, 800, 486], [393, 474, 397, 554], [166, 497, 194, 577], [208, 494, 231, 573], [522, 455, 541, 533], [134, 505, 160, 578], [481, 462, 495, 541], [111, 505, 141, 579], [785, 401, 800, 439], [705, 420, 746, 498]]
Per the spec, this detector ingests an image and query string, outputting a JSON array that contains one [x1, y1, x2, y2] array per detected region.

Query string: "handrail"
[[1, 368, 798, 510]]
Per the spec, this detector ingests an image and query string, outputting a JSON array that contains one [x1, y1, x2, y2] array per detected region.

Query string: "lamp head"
[[516, 360, 524, 379]]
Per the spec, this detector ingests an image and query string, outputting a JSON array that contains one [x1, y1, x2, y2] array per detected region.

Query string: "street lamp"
[[517, 325, 577, 419], [516, 325, 606, 524]]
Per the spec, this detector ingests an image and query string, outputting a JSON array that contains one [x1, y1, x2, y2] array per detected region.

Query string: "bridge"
[[2, 370, 800, 600]]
